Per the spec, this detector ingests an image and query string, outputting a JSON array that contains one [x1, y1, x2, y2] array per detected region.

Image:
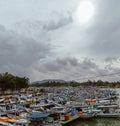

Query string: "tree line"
[[0, 72, 29, 94], [31, 80, 120, 88]]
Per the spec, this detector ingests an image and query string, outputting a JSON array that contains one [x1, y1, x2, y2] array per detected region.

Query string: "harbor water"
[[71, 88, 120, 126], [70, 118, 120, 126]]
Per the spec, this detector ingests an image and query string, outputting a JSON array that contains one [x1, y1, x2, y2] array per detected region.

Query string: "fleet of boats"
[[0, 86, 119, 126]]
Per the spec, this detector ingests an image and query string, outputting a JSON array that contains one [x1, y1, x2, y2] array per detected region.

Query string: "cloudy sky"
[[0, 0, 120, 82]]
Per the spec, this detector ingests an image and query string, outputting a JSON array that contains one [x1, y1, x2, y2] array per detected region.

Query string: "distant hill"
[[31, 79, 67, 85]]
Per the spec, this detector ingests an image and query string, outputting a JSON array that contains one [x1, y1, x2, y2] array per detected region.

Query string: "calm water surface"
[[70, 118, 120, 126], [71, 88, 120, 126]]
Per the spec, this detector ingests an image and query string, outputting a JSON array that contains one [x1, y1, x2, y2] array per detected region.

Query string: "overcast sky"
[[0, 0, 120, 82]]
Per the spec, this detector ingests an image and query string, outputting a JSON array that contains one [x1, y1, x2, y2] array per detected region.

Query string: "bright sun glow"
[[75, 1, 94, 24]]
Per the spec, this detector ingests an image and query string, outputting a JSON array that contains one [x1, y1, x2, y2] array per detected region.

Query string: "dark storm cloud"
[[0, 24, 51, 74], [80, 58, 97, 70], [36, 56, 120, 81], [0, 12, 73, 80], [37, 57, 100, 80], [44, 57, 80, 72]]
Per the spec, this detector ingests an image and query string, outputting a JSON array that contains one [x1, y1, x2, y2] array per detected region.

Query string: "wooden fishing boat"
[[0, 98, 5, 103], [0, 117, 30, 126], [77, 109, 96, 120], [7, 113, 20, 120], [96, 111, 120, 118]]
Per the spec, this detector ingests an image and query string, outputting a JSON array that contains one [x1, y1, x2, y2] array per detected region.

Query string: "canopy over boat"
[[29, 113, 50, 119]]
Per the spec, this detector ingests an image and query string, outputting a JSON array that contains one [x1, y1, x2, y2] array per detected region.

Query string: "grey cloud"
[[80, 58, 97, 70], [85, 0, 120, 57], [13, 12, 72, 39], [34, 56, 120, 81], [56, 57, 79, 66], [0, 25, 5, 31], [1, 0, 120, 82], [0, 24, 51, 76], [105, 57, 120, 63], [36, 57, 98, 80], [40, 57, 81, 73], [41, 57, 96, 73], [43, 13, 72, 31]]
